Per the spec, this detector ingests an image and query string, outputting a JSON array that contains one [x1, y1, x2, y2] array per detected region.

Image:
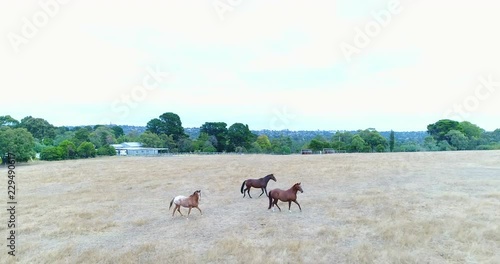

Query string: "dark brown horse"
[[268, 182, 303, 212], [169, 190, 202, 219], [240, 174, 277, 198]]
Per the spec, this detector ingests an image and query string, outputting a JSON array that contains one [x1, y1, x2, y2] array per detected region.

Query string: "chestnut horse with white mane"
[[169, 190, 202, 218]]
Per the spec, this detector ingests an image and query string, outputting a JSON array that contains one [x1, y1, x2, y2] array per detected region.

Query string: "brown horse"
[[169, 190, 202, 219], [268, 182, 303, 212], [240, 174, 277, 198]]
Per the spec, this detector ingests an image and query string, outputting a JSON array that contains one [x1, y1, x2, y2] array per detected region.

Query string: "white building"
[[110, 142, 169, 156]]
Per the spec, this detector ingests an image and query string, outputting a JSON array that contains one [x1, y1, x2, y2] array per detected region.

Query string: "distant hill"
[[185, 127, 428, 144], [120, 125, 147, 135], [71, 125, 428, 144], [64, 124, 429, 152]]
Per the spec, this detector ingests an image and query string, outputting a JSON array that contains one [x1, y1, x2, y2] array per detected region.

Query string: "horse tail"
[[169, 198, 174, 209], [268, 190, 273, 209], [240, 180, 246, 194]]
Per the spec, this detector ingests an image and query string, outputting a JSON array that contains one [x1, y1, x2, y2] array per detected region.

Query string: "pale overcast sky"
[[1, 0, 499, 131]]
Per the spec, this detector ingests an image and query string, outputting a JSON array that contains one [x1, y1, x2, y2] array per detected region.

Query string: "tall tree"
[[160, 134, 176, 152], [18, 116, 56, 140], [459, 121, 484, 140], [255, 135, 272, 152], [389, 130, 395, 152], [227, 123, 255, 152], [77, 142, 96, 158], [73, 127, 91, 147], [54, 131, 76, 146], [331, 131, 353, 152], [358, 129, 387, 152], [0, 127, 36, 162], [350, 135, 368, 152], [0, 115, 19, 127], [445, 130, 469, 150], [40, 146, 63, 161], [423, 136, 438, 151], [308, 136, 330, 151], [200, 122, 228, 152], [427, 119, 462, 142], [177, 138, 194, 152], [139, 131, 163, 148], [146, 118, 164, 135], [271, 136, 293, 154], [489, 129, 500, 142], [146, 112, 186, 141], [58, 140, 77, 159], [89, 126, 116, 148], [111, 126, 125, 138]]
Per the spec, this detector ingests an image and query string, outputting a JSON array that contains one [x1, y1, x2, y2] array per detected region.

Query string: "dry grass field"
[[1, 151, 499, 263]]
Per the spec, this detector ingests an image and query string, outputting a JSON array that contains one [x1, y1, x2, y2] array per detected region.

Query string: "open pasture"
[[2, 151, 499, 263]]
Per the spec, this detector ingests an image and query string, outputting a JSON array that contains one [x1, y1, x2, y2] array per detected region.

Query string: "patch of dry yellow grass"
[[0, 151, 499, 263]]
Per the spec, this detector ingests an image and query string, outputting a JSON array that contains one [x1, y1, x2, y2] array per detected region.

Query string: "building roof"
[[110, 142, 168, 151], [111, 142, 143, 149]]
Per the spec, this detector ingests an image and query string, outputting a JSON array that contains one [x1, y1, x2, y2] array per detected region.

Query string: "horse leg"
[[288, 201, 292, 212], [259, 188, 265, 197], [274, 199, 281, 212], [247, 187, 253, 199], [264, 187, 268, 197], [268, 192, 274, 211], [293, 200, 302, 212], [187, 207, 192, 219], [243, 187, 247, 198], [195, 206, 202, 215], [177, 205, 183, 216], [270, 198, 276, 212]]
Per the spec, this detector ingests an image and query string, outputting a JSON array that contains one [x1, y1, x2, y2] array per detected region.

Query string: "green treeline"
[[306, 120, 500, 152], [0, 113, 499, 162]]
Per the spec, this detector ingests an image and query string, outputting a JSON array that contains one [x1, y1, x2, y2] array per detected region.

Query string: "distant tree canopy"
[[389, 130, 395, 152], [77, 142, 96, 158], [307, 129, 387, 153], [18, 116, 56, 141], [255, 135, 272, 152], [0, 115, 20, 127], [0, 116, 121, 162], [426, 119, 484, 142], [73, 127, 92, 147], [139, 131, 164, 148], [89, 126, 117, 148], [0, 127, 36, 162], [427, 119, 462, 142], [227, 123, 256, 152], [303, 120, 500, 153], [146, 112, 187, 141], [426, 119, 490, 150], [1, 113, 500, 163], [271, 136, 293, 154], [111, 125, 125, 138], [331, 131, 353, 152], [193, 132, 217, 152], [308, 136, 330, 151], [59, 140, 77, 159], [200, 122, 228, 152], [143, 113, 259, 153], [357, 129, 387, 152]]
